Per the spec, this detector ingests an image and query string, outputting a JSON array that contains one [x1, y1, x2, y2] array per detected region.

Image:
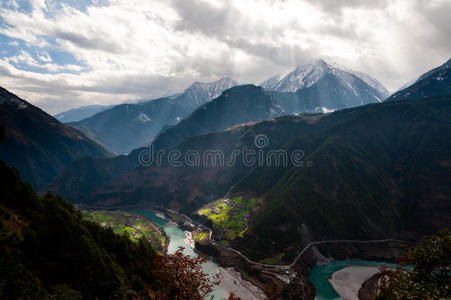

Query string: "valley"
[[82, 210, 167, 254], [130, 209, 267, 300], [1, 55, 451, 299], [78, 202, 407, 299]]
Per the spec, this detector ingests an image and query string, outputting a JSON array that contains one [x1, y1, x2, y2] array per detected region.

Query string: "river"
[[132, 210, 230, 299], [133, 209, 394, 299], [309, 259, 397, 300]]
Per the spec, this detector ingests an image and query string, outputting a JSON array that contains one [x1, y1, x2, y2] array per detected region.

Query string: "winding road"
[[78, 203, 406, 271]]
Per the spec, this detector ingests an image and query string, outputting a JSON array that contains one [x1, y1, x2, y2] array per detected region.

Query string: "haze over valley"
[[0, 1, 450, 299]]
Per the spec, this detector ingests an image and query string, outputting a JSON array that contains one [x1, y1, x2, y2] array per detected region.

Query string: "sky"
[[0, 0, 450, 114]]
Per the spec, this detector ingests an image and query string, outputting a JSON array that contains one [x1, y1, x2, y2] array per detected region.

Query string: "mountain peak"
[[294, 58, 330, 73], [215, 77, 237, 84], [260, 59, 331, 92], [309, 58, 328, 67], [270, 58, 334, 92], [185, 77, 238, 101], [188, 77, 237, 89], [259, 59, 389, 100]]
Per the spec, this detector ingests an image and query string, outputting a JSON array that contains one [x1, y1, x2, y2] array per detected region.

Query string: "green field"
[[83, 210, 167, 253], [198, 197, 259, 241], [193, 232, 207, 241]]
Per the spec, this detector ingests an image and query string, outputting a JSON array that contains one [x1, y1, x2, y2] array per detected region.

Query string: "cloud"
[[311, 0, 388, 14], [37, 50, 52, 63], [6, 50, 83, 72], [0, 0, 450, 114]]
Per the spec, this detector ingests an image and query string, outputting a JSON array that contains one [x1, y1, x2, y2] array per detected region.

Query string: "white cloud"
[[6, 50, 83, 72], [37, 50, 52, 63], [0, 0, 450, 114]]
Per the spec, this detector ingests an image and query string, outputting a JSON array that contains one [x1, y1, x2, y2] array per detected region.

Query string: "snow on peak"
[[185, 77, 238, 101], [270, 58, 335, 92], [259, 59, 388, 101], [260, 59, 331, 92], [260, 74, 282, 90]]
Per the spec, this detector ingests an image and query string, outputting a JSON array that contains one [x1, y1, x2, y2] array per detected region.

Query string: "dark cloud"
[[170, 0, 235, 37], [225, 38, 312, 67], [2, 0, 451, 114], [170, 0, 313, 68], [170, 0, 372, 69], [53, 30, 125, 53], [417, 1, 451, 52]]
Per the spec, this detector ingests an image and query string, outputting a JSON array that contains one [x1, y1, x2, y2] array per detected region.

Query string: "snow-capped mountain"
[[267, 59, 332, 92], [260, 74, 282, 91], [70, 77, 238, 154], [261, 59, 388, 100], [151, 85, 287, 150], [184, 77, 239, 105], [261, 59, 386, 111]]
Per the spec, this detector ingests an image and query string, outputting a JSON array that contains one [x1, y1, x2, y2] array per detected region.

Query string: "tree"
[[155, 246, 220, 300], [376, 229, 451, 299]]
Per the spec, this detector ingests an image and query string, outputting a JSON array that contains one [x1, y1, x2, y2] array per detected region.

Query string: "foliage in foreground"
[[156, 246, 220, 300], [0, 161, 218, 299], [375, 229, 451, 300]]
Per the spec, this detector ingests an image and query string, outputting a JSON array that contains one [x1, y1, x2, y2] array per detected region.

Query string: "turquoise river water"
[[310, 259, 396, 300], [132, 210, 229, 300], [133, 209, 394, 300]]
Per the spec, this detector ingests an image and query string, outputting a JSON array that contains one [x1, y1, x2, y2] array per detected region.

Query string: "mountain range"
[[65, 60, 388, 155], [54, 104, 113, 123], [69, 78, 238, 154], [45, 77, 388, 201], [152, 60, 392, 151], [151, 85, 287, 151], [2, 56, 451, 299], [0, 87, 112, 189], [60, 93, 451, 263], [44, 59, 451, 262], [43, 59, 395, 201]]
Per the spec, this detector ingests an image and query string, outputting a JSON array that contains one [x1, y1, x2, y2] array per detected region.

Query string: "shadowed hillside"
[[75, 96, 451, 263], [0, 87, 113, 189]]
